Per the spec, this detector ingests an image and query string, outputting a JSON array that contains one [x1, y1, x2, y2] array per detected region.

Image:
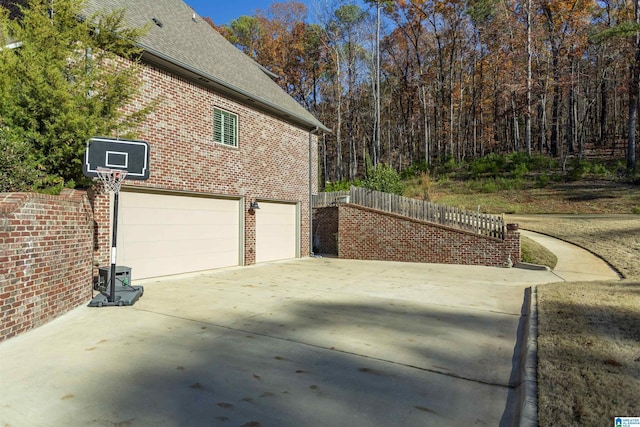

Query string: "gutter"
[[309, 126, 321, 257]]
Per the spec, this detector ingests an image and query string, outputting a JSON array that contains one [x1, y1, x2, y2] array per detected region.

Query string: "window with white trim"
[[213, 108, 238, 147]]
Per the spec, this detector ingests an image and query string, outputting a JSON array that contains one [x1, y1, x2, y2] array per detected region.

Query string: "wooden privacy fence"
[[313, 186, 505, 240], [312, 191, 350, 207]]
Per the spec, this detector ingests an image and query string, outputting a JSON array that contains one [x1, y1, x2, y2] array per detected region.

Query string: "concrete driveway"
[[0, 258, 562, 427]]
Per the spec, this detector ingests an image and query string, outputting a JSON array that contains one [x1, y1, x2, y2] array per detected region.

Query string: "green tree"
[[0, 128, 44, 192], [0, 0, 155, 190], [224, 15, 264, 60], [363, 161, 404, 195]]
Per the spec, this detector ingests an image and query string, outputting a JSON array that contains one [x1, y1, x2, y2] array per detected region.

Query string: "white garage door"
[[116, 191, 241, 279], [255, 202, 298, 263]]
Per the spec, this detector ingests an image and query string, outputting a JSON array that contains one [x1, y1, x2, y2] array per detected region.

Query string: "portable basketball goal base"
[[83, 137, 150, 307]]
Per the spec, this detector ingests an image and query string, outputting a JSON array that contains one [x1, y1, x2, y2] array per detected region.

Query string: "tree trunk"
[[373, 0, 381, 168], [599, 69, 607, 144], [629, 0, 640, 170], [420, 85, 430, 166], [525, 0, 532, 156], [550, 47, 560, 157], [335, 48, 344, 181], [512, 96, 520, 152], [538, 94, 547, 153]]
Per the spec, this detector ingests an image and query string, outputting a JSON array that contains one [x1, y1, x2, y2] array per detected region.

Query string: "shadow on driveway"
[[0, 258, 561, 426]]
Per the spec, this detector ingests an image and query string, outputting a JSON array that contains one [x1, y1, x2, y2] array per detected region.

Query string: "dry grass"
[[504, 214, 640, 426], [521, 235, 558, 269], [411, 177, 640, 426], [537, 280, 640, 426], [427, 179, 640, 215]]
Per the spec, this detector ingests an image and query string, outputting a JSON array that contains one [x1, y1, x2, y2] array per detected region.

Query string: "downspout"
[[309, 127, 320, 257]]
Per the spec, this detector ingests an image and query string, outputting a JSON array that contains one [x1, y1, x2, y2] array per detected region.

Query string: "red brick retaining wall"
[[336, 204, 520, 267], [0, 190, 93, 342]]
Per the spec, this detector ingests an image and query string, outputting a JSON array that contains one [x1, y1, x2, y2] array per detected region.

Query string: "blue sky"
[[184, 1, 371, 26], [185, 1, 316, 26]]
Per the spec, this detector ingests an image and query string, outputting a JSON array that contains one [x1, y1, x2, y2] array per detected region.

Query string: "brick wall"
[[0, 190, 93, 342], [336, 204, 520, 267], [93, 62, 318, 269]]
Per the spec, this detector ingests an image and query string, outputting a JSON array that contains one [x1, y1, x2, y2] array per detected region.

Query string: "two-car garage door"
[[117, 191, 241, 279], [115, 191, 299, 279]]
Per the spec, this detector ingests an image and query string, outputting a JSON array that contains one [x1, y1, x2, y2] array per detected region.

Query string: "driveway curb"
[[514, 262, 550, 271], [518, 285, 539, 427]]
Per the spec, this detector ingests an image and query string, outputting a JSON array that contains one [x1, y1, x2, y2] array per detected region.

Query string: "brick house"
[[78, 0, 329, 279]]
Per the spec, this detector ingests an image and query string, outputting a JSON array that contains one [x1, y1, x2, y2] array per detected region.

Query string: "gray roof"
[[83, 0, 329, 132]]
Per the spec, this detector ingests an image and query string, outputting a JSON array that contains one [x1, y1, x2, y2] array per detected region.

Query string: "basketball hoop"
[[96, 167, 128, 194], [84, 137, 149, 307]]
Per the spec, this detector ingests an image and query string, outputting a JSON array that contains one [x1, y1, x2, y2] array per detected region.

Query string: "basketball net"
[[96, 167, 128, 194]]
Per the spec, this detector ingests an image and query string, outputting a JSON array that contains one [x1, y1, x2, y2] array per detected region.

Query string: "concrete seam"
[[133, 306, 513, 388]]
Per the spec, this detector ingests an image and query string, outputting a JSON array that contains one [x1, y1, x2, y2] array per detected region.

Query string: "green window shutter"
[[214, 108, 223, 143], [214, 108, 238, 147]]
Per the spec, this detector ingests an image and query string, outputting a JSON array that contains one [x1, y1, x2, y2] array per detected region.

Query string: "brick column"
[[244, 200, 256, 265], [504, 224, 521, 264]]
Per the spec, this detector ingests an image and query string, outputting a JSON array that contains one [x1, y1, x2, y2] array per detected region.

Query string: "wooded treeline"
[[208, 0, 640, 184]]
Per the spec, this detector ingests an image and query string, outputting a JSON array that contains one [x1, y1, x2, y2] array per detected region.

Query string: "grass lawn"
[[508, 214, 640, 426], [411, 178, 640, 215], [536, 280, 640, 426], [520, 235, 558, 269], [414, 177, 640, 426]]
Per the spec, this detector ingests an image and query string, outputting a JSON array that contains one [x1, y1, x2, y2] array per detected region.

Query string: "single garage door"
[[116, 191, 241, 279], [255, 202, 298, 263]]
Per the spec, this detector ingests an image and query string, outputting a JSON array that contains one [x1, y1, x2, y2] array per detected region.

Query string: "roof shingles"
[[83, 0, 327, 132]]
